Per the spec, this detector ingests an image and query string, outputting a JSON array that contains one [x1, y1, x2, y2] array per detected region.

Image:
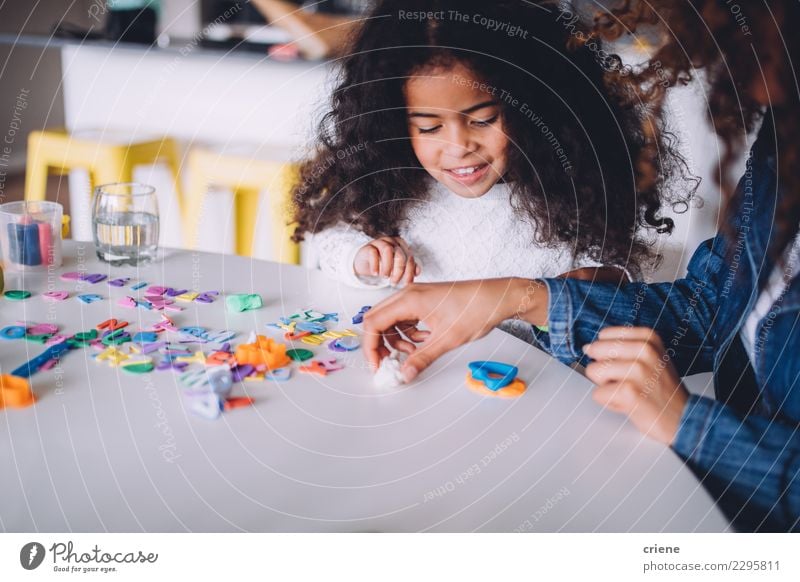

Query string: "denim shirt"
[[535, 116, 800, 532]]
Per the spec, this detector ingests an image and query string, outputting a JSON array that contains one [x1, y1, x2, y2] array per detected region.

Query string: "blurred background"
[[0, 1, 747, 279]]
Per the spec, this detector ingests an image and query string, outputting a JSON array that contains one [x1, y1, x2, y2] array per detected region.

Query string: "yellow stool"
[[184, 148, 300, 264], [24, 129, 183, 214]]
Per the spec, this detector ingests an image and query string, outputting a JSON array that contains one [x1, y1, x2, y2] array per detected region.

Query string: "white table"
[[0, 242, 730, 532]]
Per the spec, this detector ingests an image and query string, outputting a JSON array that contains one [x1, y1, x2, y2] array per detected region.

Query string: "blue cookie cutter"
[[468, 361, 519, 391]]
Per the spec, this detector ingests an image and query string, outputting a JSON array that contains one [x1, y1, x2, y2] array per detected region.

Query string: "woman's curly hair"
[[291, 0, 695, 276], [592, 0, 800, 258]]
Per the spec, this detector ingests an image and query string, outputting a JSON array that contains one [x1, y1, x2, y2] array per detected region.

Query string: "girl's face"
[[404, 62, 508, 198]]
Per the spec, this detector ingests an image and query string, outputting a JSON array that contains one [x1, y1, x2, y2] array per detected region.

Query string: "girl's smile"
[[443, 163, 491, 186], [405, 62, 508, 198]]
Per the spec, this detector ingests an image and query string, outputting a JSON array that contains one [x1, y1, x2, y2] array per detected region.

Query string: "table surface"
[[0, 242, 730, 532]]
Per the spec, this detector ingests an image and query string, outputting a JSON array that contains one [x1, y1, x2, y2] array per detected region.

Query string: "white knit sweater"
[[308, 180, 601, 289]]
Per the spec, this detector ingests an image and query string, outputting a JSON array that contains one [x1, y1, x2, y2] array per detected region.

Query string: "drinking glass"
[[92, 182, 159, 266]]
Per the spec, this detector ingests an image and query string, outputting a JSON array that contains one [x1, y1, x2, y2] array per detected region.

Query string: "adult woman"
[[362, 1, 800, 531]]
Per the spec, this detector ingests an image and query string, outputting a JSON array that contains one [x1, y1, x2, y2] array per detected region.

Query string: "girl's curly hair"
[[291, 0, 695, 276], [592, 0, 800, 258]]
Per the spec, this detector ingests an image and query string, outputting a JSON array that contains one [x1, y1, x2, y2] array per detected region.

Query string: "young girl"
[[292, 0, 689, 312]]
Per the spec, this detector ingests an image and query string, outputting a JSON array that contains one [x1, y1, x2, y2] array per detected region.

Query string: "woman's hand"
[[362, 278, 549, 381], [583, 327, 690, 445], [353, 236, 420, 286]]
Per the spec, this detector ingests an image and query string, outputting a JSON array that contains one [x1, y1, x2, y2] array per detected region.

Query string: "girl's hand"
[[362, 278, 549, 380], [582, 327, 690, 446], [354, 236, 420, 286]]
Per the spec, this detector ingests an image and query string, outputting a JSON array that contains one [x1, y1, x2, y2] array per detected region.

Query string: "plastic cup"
[[0, 201, 63, 272]]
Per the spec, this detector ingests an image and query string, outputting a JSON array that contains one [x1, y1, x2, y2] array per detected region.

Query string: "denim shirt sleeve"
[[674, 394, 800, 531], [534, 235, 725, 374]]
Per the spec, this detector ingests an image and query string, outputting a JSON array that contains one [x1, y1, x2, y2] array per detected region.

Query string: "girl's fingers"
[[354, 245, 379, 277], [402, 257, 417, 286], [388, 237, 415, 285], [366, 246, 380, 276], [390, 246, 408, 285], [371, 240, 396, 278], [392, 237, 412, 254]]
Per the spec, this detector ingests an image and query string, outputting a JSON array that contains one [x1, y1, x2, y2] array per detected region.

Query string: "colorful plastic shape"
[[298, 360, 331, 376], [43, 291, 69, 301], [176, 351, 206, 365], [10, 342, 72, 377], [206, 351, 236, 367], [101, 329, 131, 346], [202, 330, 237, 343], [234, 335, 290, 369], [225, 293, 263, 313], [329, 336, 360, 352], [206, 366, 233, 397], [286, 348, 314, 362], [352, 305, 371, 324], [28, 323, 58, 335], [194, 292, 218, 304], [4, 290, 32, 300], [97, 318, 129, 332], [231, 364, 255, 382], [81, 273, 107, 284], [77, 294, 103, 304], [186, 393, 223, 420], [131, 332, 158, 344], [264, 367, 291, 382], [465, 372, 527, 399], [296, 321, 327, 334], [117, 296, 137, 308], [467, 361, 519, 391], [0, 325, 27, 340], [317, 357, 343, 372], [151, 315, 177, 332], [95, 346, 130, 366], [224, 397, 254, 411], [0, 374, 35, 408]]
